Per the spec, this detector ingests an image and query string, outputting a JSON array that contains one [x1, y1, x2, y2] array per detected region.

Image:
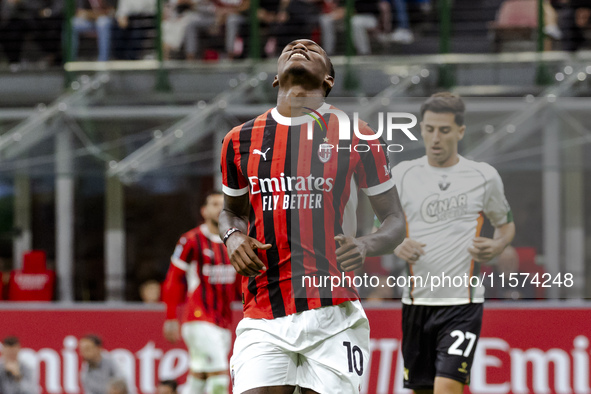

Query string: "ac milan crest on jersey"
[[318, 143, 332, 163]]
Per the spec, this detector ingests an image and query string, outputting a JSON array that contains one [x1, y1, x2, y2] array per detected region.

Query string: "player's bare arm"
[[394, 238, 427, 263], [468, 221, 515, 263], [219, 193, 271, 277], [336, 185, 406, 271]]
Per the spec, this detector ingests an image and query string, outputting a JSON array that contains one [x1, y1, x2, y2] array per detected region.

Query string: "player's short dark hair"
[[420, 92, 465, 126], [2, 336, 20, 346], [325, 57, 335, 97], [159, 380, 178, 392], [81, 334, 103, 347], [201, 190, 223, 207]]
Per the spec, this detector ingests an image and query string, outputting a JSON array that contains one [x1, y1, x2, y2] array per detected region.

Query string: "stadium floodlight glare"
[[466, 65, 587, 159]]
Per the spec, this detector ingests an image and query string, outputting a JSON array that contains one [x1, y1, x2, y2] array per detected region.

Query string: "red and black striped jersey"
[[220, 104, 394, 319], [162, 224, 239, 329]]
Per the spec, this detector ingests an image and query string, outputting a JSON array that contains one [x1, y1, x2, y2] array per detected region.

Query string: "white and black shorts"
[[402, 302, 484, 390], [230, 301, 370, 394]]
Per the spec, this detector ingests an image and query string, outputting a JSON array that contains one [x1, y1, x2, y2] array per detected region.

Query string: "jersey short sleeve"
[[220, 128, 249, 197], [482, 164, 512, 227], [354, 122, 395, 196]]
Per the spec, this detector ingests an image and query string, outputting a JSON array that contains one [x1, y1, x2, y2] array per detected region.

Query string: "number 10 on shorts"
[[343, 341, 364, 376]]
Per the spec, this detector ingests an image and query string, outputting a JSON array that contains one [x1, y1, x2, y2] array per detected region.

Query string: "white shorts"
[[181, 321, 232, 373], [230, 301, 370, 394]]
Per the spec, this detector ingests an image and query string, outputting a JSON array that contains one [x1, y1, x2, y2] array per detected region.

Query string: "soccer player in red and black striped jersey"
[[162, 191, 238, 394], [219, 39, 406, 394]]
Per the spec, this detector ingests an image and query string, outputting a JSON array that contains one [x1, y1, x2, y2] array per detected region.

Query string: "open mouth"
[[289, 52, 309, 60]]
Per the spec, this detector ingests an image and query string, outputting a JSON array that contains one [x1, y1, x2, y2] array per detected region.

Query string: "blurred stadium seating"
[[0, 0, 588, 302], [0, 1, 590, 392]]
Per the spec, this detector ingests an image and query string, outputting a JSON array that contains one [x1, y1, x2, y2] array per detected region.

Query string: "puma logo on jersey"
[[438, 175, 451, 191], [253, 147, 271, 161]]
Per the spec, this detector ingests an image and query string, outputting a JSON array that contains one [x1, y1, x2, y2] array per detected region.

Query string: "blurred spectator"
[[79, 334, 123, 394], [0, 336, 38, 394], [114, 0, 157, 59], [218, 0, 250, 58], [37, 0, 64, 65], [107, 378, 128, 394], [0, 0, 63, 66], [557, 0, 591, 50], [157, 380, 178, 394], [162, 0, 217, 60], [544, 0, 562, 39], [351, 1, 381, 54], [139, 279, 161, 303], [0, 0, 35, 64], [319, 0, 345, 55], [265, 0, 323, 56], [71, 0, 116, 61], [319, 0, 382, 55], [224, 0, 279, 58], [378, 0, 414, 44]]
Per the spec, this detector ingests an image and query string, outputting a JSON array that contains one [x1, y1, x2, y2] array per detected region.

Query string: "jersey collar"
[[423, 155, 465, 173]]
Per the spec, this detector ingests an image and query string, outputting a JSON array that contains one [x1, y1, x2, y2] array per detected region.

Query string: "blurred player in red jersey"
[[219, 39, 406, 394], [162, 191, 238, 394]]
